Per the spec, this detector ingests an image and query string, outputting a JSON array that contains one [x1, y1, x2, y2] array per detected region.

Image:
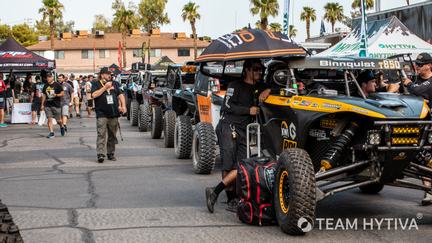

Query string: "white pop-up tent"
[[316, 16, 432, 59]]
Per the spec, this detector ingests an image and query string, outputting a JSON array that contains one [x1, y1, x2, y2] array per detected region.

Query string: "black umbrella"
[[196, 29, 306, 62]]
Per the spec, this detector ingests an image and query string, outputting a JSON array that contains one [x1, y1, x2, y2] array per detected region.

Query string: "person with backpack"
[[205, 59, 270, 213]]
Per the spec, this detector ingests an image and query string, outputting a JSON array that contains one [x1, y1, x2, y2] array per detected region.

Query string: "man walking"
[[41, 72, 64, 138], [91, 67, 126, 163], [30, 76, 44, 125], [58, 74, 73, 133]]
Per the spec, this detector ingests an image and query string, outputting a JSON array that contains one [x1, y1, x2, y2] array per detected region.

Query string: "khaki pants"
[[96, 117, 118, 155]]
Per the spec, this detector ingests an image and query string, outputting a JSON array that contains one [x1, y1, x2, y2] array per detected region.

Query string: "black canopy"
[[0, 37, 55, 72], [152, 56, 175, 70], [196, 29, 306, 62]]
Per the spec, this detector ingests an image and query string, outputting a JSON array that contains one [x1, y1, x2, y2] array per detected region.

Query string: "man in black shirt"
[[41, 72, 64, 138], [206, 59, 270, 213], [91, 67, 126, 163]]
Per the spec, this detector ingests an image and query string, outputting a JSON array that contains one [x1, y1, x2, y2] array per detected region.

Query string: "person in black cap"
[[356, 70, 377, 97], [91, 67, 127, 163], [403, 52, 432, 206], [41, 71, 65, 138]]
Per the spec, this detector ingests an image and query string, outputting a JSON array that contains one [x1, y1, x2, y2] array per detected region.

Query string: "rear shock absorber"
[[320, 122, 359, 171]]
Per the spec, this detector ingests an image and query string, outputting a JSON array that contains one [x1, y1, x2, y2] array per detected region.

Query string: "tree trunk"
[[50, 19, 55, 50], [260, 17, 268, 30], [306, 19, 310, 39], [406, 0, 410, 5], [332, 22, 335, 33], [122, 32, 127, 69], [191, 22, 197, 60]]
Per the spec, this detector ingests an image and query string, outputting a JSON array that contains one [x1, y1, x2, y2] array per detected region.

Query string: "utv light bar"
[[392, 127, 420, 134], [375, 121, 432, 125], [391, 137, 419, 145]]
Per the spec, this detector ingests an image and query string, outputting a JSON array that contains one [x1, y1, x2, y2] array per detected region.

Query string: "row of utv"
[[120, 55, 432, 235]]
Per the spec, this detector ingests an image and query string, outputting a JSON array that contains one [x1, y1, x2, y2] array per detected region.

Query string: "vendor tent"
[[316, 16, 432, 59], [152, 56, 175, 70], [0, 37, 55, 72]]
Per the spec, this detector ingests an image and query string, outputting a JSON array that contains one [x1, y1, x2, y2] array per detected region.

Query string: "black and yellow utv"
[[253, 56, 432, 235]]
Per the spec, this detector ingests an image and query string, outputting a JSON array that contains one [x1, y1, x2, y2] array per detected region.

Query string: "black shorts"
[[87, 99, 94, 108], [31, 102, 41, 112], [216, 120, 247, 171]]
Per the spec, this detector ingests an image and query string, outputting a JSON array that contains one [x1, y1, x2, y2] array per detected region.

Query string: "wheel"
[[138, 104, 150, 132], [359, 182, 384, 194], [174, 115, 193, 159], [274, 148, 316, 235], [192, 122, 217, 174], [126, 98, 131, 120], [163, 110, 176, 147], [130, 100, 139, 126], [151, 106, 163, 139]]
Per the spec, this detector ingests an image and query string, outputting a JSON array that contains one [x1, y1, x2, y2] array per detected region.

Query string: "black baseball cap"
[[415, 53, 432, 65], [99, 67, 112, 74], [46, 71, 54, 77], [357, 70, 376, 84]]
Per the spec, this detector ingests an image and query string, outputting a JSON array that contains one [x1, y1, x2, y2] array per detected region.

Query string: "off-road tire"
[[174, 115, 193, 159], [163, 110, 176, 147], [130, 100, 139, 126], [151, 106, 163, 139], [138, 104, 150, 132], [192, 122, 217, 174], [359, 182, 384, 194], [274, 148, 316, 235], [126, 98, 131, 120]]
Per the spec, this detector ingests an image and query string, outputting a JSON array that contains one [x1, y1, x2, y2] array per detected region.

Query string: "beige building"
[[28, 30, 210, 74]]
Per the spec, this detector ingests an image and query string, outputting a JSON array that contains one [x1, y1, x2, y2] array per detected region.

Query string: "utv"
[[205, 57, 432, 235]]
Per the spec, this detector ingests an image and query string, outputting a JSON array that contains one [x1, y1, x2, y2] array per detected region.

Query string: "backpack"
[[237, 157, 277, 226]]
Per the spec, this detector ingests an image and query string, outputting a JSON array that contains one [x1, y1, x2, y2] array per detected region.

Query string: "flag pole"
[[359, 0, 369, 57]]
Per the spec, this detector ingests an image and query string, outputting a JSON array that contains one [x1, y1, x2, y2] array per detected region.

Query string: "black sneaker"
[[421, 192, 432, 206], [97, 154, 105, 163], [46, 132, 55, 139], [107, 153, 117, 161], [205, 187, 218, 213], [64, 125, 68, 132], [77, 113, 81, 118], [226, 198, 239, 213], [70, 114, 73, 118], [60, 127, 65, 136]]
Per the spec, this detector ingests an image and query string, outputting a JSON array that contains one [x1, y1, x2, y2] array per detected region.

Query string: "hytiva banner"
[[11, 103, 32, 124]]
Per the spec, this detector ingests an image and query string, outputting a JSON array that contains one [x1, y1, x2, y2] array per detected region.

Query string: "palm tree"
[[324, 2, 344, 33], [39, 0, 64, 50], [182, 2, 201, 60], [288, 25, 297, 38], [352, 0, 374, 13], [300, 7, 316, 40], [406, 0, 410, 5], [112, 2, 138, 68], [250, 0, 279, 30], [269, 23, 282, 32]]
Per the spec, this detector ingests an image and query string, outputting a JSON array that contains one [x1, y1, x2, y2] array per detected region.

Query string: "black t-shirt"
[[42, 81, 63, 108], [91, 79, 122, 118], [407, 76, 432, 104]]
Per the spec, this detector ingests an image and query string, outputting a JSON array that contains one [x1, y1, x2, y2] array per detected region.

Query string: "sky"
[[0, 0, 428, 42]]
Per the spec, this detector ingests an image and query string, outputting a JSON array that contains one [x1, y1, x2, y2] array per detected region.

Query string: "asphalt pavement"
[[0, 115, 431, 243]]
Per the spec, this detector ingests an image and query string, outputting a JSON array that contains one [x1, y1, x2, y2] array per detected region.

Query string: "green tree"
[[182, 2, 201, 60], [39, 0, 64, 50], [324, 2, 344, 33], [112, 0, 139, 68], [250, 0, 279, 30], [351, 0, 374, 12], [138, 0, 170, 32], [93, 14, 111, 32], [269, 22, 282, 32], [288, 25, 297, 38], [300, 6, 316, 40], [11, 24, 38, 46], [57, 20, 74, 33], [0, 24, 12, 41], [35, 19, 50, 36]]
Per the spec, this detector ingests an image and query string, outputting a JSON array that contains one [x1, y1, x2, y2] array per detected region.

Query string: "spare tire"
[[163, 110, 176, 147], [192, 122, 217, 174], [151, 106, 163, 139], [174, 115, 193, 159], [130, 100, 139, 126], [274, 148, 316, 235]]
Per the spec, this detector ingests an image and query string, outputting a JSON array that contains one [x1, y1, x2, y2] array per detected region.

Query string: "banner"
[[359, 0, 369, 57], [11, 103, 32, 124], [283, 0, 290, 35]]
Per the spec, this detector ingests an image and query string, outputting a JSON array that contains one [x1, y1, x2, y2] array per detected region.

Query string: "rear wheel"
[[174, 115, 193, 159], [151, 106, 163, 139], [130, 100, 139, 126], [138, 104, 150, 132], [359, 182, 384, 194], [192, 122, 216, 174], [274, 148, 316, 235], [163, 110, 176, 147]]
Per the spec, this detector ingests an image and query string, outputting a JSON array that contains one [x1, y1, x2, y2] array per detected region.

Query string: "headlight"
[[428, 132, 432, 144], [368, 132, 381, 145]]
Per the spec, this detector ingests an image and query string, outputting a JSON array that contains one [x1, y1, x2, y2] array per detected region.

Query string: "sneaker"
[[421, 192, 432, 206], [69, 114, 73, 118], [107, 153, 117, 161], [60, 127, 65, 136], [205, 187, 218, 213], [64, 125, 68, 132], [0, 123, 8, 127], [46, 132, 55, 139], [77, 113, 81, 118], [97, 154, 105, 163], [226, 198, 239, 213]]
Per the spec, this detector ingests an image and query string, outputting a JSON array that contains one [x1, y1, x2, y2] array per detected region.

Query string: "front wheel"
[[130, 100, 139, 126], [274, 148, 316, 235], [192, 122, 216, 174], [174, 115, 193, 159], [138, 103, 150, 132], [151, 106, 163, 139], [163, 110, 176, 148]]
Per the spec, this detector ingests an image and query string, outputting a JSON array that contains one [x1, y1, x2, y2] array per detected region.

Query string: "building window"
[[81, 50, 94, 59], [133, 49, 143, 57], [150, 49, 162, 57], [55, 50, 65, 59], [33, 51, 44, 57], [99, 50, 109, 59], [178, 48, 190, 57]]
